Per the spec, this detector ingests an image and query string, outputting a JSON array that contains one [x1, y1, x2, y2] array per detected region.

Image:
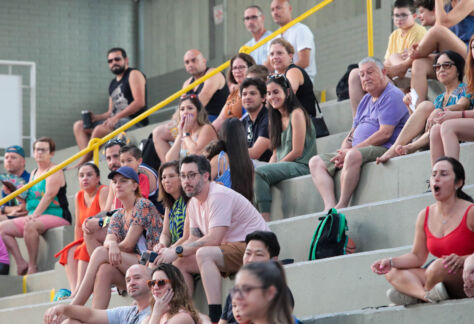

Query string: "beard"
[[184, 178, 204, 197], [111, 65, 126, 75]]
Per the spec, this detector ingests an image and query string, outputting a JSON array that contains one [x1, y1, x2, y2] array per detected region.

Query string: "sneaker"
[[425, 282, 449, 303], [386, 288, 419, 305], [53, 288, 71, 301]]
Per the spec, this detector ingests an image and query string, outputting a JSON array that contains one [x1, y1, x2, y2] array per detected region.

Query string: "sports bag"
[[308, 208, 348, 260]]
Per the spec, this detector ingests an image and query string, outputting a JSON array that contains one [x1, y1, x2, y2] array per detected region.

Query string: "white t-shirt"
[[188, 182, 269, 242], [268, 22, 317, 81], [245, 30, 273, 65]]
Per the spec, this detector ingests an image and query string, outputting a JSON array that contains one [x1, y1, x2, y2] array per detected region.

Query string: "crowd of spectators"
[[1, 1, 474, 323]]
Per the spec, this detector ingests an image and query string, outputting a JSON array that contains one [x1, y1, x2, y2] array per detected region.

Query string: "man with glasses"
[[156, 155, 268, 324], [44, 264, 152, 324], [267, 0, 316, 82], [240, 78, 272, 162], [242, 5, 273, 65], [72, 47, 147, 167]]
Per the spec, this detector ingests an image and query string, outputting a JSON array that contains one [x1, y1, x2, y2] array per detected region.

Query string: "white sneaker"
[[425, 282, 449, 303], [386, 288, 419, 305]]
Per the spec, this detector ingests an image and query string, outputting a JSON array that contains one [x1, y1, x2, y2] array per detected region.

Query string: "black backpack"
[[336, 64, 359, 102], [308, 208, 348, 260]]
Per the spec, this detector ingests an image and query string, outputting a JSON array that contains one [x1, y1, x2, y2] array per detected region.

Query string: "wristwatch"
[[98, 218, 104, 228], [183, 132, 191, 137], [175, 246, 184, 257]]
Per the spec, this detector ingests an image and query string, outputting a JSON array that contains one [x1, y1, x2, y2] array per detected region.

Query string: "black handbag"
[[312, 98, 330, 138]]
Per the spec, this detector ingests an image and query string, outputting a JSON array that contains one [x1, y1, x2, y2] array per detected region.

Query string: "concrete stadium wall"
[[0, 0, 138, 150]]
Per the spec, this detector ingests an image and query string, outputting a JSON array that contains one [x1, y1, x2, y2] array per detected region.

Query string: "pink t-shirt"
[[0, 236, 9, 264], [188, 182, 269, 242]]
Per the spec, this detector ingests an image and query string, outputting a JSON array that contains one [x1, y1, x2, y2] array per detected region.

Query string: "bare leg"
[[152, 124, 174, 162], [440, 119, 474, 161], [73, 120, 92, 151], [430, 124, 444, 166], [73, 124, 113, 168], [395, 131, 429, 156], [72, 260, 88, 297], [425, 259, 465, 298], [84, 227, 107, 256], [376, 101, 434, 164], [0, 221, 28, 275], [309, 156, 337, 210], [335, 149, 362, 209], [173, 254, 200, 297], [64, 246, 78, 293], [411, 58, 436, 105], [196, 247, 225, 305], [23, 219, 47, 274], [413, 25, 467, 59], [348, 68, 364, 118], [385, 268, 429, 301]]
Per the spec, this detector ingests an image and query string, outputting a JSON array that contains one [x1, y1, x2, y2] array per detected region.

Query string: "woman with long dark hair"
[[430, 35, 474, 165], [254, 75, 316, 221], [143, 263, 200, 324], [231, 261, 294, 324], [371, 157, 474, 305], [206, 118, 254, 202]]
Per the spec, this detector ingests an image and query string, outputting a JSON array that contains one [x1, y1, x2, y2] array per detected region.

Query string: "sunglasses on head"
[[267, 73, 290, 88], [147, 279, 171, 288], [180, 93, 198, 100], [108, 57, 123, 64]]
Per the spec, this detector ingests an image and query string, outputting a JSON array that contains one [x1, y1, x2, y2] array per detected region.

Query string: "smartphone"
[[139, 251, 150, 265], [149, 252, 158, 263]]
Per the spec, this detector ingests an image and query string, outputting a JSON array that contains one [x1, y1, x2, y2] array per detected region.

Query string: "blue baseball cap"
[[108, 166, 139, 183], [5, 145, 25, 158]]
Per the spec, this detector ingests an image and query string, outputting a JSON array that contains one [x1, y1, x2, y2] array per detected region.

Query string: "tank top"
[[187, 67, 230, 116], [276, 110, 317, 164], [26, 169, 71, 223], [215, 151, 232, 188], [424, 204, 474, 258], [446, 4, 474, 45], [109, 67, 148, 126], [169, 196, 187, 244], [77, 185, 106, 235], [285, 64, 316, 117]]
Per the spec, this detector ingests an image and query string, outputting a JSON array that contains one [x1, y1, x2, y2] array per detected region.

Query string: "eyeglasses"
[[179, 171, 200, 181], [243, 14, 261, 21], [34, 147, 49, 153], [433, 61, 455, 72], [229, 285, 264, 298], [107, 57, 123, 63], [393, 13, 410, 19], [232, 65, 248, 72], [180, 93, 198, 100], [147, 279, 171, 288], [267, 73, 290, 88]]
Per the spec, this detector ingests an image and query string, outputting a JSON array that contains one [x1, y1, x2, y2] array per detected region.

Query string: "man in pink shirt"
[[156, 155, 269, 324]]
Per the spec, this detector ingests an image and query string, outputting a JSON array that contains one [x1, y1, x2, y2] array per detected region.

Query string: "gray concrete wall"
[[0, 0, 138, 150]]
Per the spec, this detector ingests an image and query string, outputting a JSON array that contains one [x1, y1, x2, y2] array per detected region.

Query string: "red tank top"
[[424, 204, 474, 258]]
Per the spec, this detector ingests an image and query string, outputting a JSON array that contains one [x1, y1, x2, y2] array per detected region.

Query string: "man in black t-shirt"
[[240, 78, 272, 162], [72, 47, 147, 167]]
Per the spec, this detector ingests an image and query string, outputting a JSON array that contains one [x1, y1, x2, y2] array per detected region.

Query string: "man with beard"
[[155, 155, 268, 324], [240, 78, 272, 162], [44, 264, 152, 324], [72, 48, 147, 167]]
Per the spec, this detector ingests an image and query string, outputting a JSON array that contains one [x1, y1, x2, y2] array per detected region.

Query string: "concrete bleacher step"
[[303, 298, 474, 324], [271, 141, 474, 219]]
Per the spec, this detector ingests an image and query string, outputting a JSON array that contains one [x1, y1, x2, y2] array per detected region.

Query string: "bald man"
[[151, 49, 229, 163], [267, 0, 317, 81], [44, 264, 152, 324]]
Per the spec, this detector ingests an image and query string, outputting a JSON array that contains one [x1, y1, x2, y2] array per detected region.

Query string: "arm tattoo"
[[191, 227, 204, 238]]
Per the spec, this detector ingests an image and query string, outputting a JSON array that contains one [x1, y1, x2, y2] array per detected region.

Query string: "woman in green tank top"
[[0, 137, 70, 275], [254, 75, 317, 221]]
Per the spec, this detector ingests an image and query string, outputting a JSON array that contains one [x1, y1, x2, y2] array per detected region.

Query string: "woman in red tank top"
[[55, 163, 107, 296], [371, 157, 474, 305]]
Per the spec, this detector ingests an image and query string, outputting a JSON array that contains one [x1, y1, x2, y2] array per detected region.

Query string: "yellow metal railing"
[[366, 0, 374, 56], [0, 0, 339, 207]]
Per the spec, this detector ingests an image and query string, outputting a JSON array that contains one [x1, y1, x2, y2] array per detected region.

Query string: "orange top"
[[76, 185, 106, 239]]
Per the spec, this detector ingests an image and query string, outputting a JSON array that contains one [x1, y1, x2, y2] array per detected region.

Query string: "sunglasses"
[[180, 93, 198, 100], [107, 57, 123, 64], [147, 279, 171, 288], [432, 61, 455, 72], [267, 73, 290, 88]]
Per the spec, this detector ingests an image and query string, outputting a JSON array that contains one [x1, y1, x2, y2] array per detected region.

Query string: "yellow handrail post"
[[366, 0, 374, 57], [0, 0, 335, 207], [89, 138, 101, 166]]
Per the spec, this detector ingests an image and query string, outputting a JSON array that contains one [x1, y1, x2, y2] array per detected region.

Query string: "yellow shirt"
[[384, 23, 426, 60]]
